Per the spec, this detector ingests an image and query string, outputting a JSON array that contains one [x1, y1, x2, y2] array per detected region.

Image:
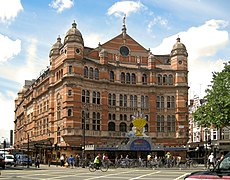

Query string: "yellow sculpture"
[[132, 117, 147, 136]]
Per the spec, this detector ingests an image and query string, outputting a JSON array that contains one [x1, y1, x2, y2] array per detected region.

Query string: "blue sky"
[[0, 0, 229, 141]]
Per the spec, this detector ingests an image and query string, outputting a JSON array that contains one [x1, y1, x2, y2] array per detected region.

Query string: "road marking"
[[174, 173, 191, 180], [83, 170, 140, 180], [129, 171, 161, 180]]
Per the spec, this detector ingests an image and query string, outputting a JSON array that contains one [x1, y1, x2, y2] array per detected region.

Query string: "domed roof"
[[171, 37, 188, 57], [51, 36, 62, 50], [172, 37, 186, 50], [64, 21, 84, 45], [49, 36, 62, 57]]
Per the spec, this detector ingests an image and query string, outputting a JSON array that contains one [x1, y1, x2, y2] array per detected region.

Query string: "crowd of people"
[[44, 151, 225, 169]]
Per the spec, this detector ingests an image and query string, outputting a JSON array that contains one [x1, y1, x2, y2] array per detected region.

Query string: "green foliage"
[[193, 61, 230, 128]]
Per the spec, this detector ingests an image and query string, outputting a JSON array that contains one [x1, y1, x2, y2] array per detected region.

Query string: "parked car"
[[184, 152, 230, 179], [0, 155, 5, 169], [4, 155, 15, 166], [15, 154, 32, 166]]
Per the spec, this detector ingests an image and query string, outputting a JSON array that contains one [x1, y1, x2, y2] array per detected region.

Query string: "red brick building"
[[14, 20, 189, 162]]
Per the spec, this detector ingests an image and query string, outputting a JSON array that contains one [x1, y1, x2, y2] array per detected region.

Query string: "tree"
[[193, 61, 230, 128]]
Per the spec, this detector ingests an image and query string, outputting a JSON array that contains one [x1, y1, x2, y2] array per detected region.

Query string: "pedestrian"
[[75, 154, 80, 167], [35, 154, 40, 168], [165, 152, 171, 168], [60, 154, 65, 167], [176, 155, 181, 167], [208, 152, 215, 169], [68, 155, 74, 168]]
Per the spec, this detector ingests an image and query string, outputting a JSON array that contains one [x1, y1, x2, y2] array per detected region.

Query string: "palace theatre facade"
[[14, 20, 189, 162]]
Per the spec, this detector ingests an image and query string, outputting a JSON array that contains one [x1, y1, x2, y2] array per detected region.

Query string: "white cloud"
[[49, 0, 74, 13], [151, 19, 229, 98], [84, 33, 104, 48], [147, 16, 169, 33], [107, 1, 145, 17], [0, 0, 23, 23], [0, 91, 15, 138], [0, 34, 21, 62]]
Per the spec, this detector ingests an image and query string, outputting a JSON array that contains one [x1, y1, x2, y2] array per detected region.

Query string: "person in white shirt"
[[208, 152, 215, 169]]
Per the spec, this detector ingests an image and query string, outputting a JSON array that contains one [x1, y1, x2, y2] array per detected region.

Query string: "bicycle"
[[183, 159, 198, 168], [88, 162, 108, 172]]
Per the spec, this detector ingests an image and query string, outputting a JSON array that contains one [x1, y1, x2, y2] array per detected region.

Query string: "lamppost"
[[204, 128, 208, 168], [2, 137, 6, 168], [82, 104, 88, 168], [27, 133, 30, 168]]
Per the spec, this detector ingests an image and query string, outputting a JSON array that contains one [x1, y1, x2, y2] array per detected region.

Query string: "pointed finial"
[[122, 14, 127, 40], [123, 14, 126, 26], [72, 20, 77, 28], [57, 35, 61, 41], [177, 35, 180, 42]]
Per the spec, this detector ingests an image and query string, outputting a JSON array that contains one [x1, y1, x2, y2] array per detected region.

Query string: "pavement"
[[1, 163, 208, 171]]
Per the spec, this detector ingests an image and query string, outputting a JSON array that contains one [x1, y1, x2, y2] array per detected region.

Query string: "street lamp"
[[2, 138, 6, 168], [82, 104, 88, 168], [27, 133, 30, 168], [204, 128, 208, 168]]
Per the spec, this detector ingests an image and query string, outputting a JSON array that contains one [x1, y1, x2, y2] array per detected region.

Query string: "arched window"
[[112, 94, 116, 106], [57, 94, 61, 120], [121, 72, 125, 83], [110, 71, 114, 82], [93, 91, 96, 104], [171, 96, 175, 108], [97, 92, 100, 104], [92, 112, 100, 131], [156, 96, 160, 109], [126, 73, 130, 84], [108, 93, 112, 106], [131, 73, 136, 84], [124, 114, 127, 121], [142, 74, 147, 85], [68, 109, 72, 116], [89, 67, 93, 79], [157, 115, 164, 132], [82, 110, 90, 130], [82, 90, 85, 102], [172, 115, 176, 132], [120, 114, 123, 121], [112, 114, 116, 121], [119, 94, 123, 106], [124, 95, 127, 107], [163, 74, 167, 85], [141, 96, 144, 108], [167, 96, 171, 108], [167, 115, 171, 132], [168, 74, 173, 85], [86, 90, 90, 103], [119, 122, 127, 132], [145, 96, 149, 109], [158, 74, 162, 85], [134, 95, 137, 108], [161, 96, 164, 109], [95, 68, 99, 80], [84, 66, 88, 78], [68, 66, 72, 74], [108, 113, 111, 120], [130, 95, 133, 108], [108, 122, 115, 131]]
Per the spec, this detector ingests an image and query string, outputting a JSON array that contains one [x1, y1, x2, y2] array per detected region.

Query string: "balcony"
[[62, 128, 126, 137]]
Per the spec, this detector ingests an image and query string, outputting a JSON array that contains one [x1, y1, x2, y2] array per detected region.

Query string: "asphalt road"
[[0, 165, 206, 180]]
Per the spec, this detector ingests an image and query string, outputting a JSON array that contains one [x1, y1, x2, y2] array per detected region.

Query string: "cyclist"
[[94, 153, 101, 169]]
